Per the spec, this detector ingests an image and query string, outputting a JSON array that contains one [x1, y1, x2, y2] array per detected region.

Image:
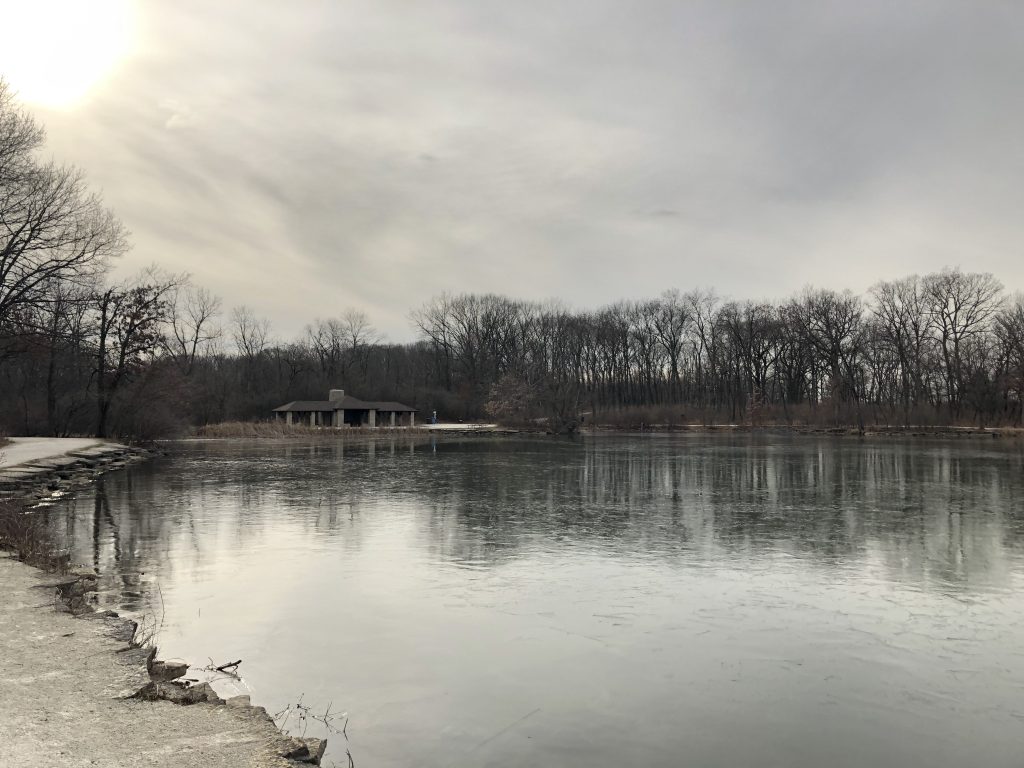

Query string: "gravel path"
[[0, 554, 300, 767], [0, 438, 108, 469]]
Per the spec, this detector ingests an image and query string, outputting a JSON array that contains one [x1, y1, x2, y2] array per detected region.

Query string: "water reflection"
[[51, 435, 1024, 768], [58, 436, 1024, 610]]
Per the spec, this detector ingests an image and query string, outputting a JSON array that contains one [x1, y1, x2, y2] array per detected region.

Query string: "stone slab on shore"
[[0, 554, 302, 767], [0, 439, 155, 501], [0, 438, 108, 469]]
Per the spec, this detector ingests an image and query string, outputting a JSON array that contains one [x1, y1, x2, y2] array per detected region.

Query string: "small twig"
[[156, 582, 166, 627], [199, 657, 243, 680], [273, 695, 348, 738]]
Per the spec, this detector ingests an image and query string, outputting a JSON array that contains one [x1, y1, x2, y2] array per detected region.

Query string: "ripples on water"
[[51, 434, 1024, 767]]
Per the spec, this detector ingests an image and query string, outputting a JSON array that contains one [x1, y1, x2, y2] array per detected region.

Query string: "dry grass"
[[0, 499, 68, 571], [588, 405, 725, 429], [130, 583, 166, 649], [194, 421, 317, 438], [193, 420, 414, 438], [587, 402, 1024, 432], [588, 402, 856, 429]]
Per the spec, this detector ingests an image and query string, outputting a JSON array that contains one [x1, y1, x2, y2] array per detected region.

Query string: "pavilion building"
[[273, 390, 416, 428]]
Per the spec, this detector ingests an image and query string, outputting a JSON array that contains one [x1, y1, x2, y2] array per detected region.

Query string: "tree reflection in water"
[[56, 435, 1024, 612], [46, 434, 1024, 768]]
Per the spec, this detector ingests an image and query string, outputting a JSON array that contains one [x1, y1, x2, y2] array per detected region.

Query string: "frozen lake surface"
[[55, 434, 1024, 767]]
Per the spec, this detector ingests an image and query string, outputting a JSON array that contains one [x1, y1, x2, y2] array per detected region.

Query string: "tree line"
[[2, 81, 1023, 437], [413, 279, 1024, 431]]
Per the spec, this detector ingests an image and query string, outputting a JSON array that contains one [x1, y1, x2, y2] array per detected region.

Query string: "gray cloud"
[[28, 0, 1024, 339]]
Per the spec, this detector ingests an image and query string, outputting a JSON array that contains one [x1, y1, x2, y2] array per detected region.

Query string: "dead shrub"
[[0, 500, 65, 570]]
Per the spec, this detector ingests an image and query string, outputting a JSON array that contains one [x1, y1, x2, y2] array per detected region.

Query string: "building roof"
[[273, 395, 416, 412], [374, 401, 418, 412], [273, 400, 335, 412]]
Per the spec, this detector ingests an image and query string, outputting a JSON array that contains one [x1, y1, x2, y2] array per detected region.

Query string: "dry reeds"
[[0, 499, 66, 570], [193, 421, 414, 438]]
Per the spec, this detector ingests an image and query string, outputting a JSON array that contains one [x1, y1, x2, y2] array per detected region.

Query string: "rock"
[[37, 552, 71, 572], [55, 593, 96, 615], [53, 572, 99, 615], [180, 681, 224, 705], [132, 681, 224, 705], [282, 737, 327, 765], [150, 660, 189, 682], [226, 694, 251, 708], [56, 574, 98, 598], [246, 705, 277, 724]]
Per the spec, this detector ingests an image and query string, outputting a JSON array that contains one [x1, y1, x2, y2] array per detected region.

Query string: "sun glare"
[[0, 0, 133, 108]]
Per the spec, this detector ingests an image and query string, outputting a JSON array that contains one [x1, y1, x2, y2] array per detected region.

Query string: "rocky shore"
[[0, 556, 327, 766], [0, 441, 156, 503], [0, 440, 328, 767]]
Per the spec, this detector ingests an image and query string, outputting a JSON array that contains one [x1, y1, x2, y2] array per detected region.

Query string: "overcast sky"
[[10, 0, 1024, 341]]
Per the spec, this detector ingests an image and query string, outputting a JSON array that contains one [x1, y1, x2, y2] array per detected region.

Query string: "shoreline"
[[184, 422, 1024, 440], [582, 423, 1024, 439], [0, 441, 329, 767], [0, 555, 325, 766], [0, 440, 156, 504]]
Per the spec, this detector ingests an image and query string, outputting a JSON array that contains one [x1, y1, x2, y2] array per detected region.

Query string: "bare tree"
[[304, 312, 378, 382], [231, 305, 271, 359], [924, 268, 1004, 416], [0, 80, 44, 185], [790, 289, 865, 427], [341, 309, 378, 349], [0, 83, 126, 324], [869, 275, 937, 423], [168, 285, 222, 375], [41, 280, 95, 435], [305, 317, 343, 377], [994, 296, 1024, 424], [685, 289, 722, 416], [651, 289, 692, 402], [93, 270, 183, 437], [411, 294, 456, 390]]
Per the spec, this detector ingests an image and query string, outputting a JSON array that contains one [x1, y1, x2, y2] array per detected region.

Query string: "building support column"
[[368, 409, 377, 428], [390, 411, 396, 427], [409, 412, 415, 427], [335, 409, 345, 427], [286, 412, 292, 426], [310, 412, 316, 427]]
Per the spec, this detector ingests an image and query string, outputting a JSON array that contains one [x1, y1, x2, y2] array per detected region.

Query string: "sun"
[[0, 0, 134, 109]]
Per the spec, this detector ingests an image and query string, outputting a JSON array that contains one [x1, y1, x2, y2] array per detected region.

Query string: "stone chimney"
[[329, 389, 345, 402]]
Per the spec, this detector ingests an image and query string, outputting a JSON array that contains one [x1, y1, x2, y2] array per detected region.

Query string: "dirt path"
[[0, 554, 303, 767]]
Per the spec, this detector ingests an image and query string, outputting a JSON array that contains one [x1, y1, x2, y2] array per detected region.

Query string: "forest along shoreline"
[[0, 440, 329, 767]]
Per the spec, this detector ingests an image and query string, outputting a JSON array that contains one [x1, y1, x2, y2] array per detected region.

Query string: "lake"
[[54, 434, 1024, 767]]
